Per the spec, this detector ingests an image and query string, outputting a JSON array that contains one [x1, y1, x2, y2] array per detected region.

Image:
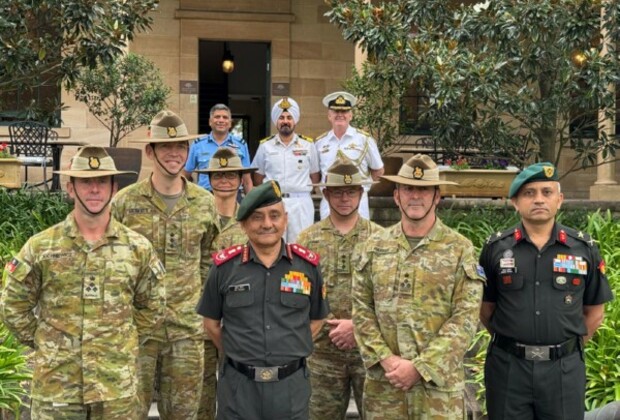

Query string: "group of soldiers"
[[0, 90, 613, 420]]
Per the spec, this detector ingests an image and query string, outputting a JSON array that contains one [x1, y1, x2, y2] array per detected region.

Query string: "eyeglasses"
[[211, 172, 240, 180], [328, 189, 361, 198]]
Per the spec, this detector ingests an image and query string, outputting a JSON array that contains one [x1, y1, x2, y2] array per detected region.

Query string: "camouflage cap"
[[194, 147, 257, 174], [133, 110, 204, 143], [237, 180, 283, 221], [381, 154, 459, 186], [312, 155, 376, 187], [322, 91, 357, 111], [54, 146, 137, 178], [509, 162, 559, 198]]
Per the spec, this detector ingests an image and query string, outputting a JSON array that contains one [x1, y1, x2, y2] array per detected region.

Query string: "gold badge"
[[88, 156, 100, 169], [279, 97, 291, 110], [343, 174, 352, 184], [413, 166, 424, 179], [167, 126, 177, 138], [219, 157, 228, 167], [543, 166, 554, 178], [272, 181, 282, 198], [335, 95, 346, 105], [260, 369, 274, 381]]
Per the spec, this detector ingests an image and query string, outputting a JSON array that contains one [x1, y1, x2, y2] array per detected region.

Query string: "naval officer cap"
[[509, 162, 559, 198], [322, 91, 357, 111], [237, 180, 283, 221]]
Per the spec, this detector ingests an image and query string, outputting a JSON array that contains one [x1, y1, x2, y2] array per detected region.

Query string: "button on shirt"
[[185, 133, 251, 190], [252, 134, 319, 194], [315, 126, 383, 191], [479, 223, 613, 345]]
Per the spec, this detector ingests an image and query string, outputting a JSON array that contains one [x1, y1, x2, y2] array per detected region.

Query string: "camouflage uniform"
[[111, 177, 218, 420], [297, 217, 383, 419], [0, 213, 165, 415], [352, 220, 484, 419]]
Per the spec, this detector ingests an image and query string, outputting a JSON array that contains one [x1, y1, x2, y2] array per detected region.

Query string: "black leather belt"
[[493, 334, 581, 361], [227, 357, 305, 382]]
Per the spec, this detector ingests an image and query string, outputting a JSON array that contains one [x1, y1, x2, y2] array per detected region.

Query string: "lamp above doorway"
[[222, 43, 235, 74]]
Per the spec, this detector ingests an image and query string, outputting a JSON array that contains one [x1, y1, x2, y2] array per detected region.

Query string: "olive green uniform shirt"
[[352, 219, 485, 392], [0, 213, 165, 404], [111, 177, 219, 341]]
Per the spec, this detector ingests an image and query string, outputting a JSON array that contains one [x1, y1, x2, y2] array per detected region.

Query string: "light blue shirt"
[[185, 133, 251, 190]]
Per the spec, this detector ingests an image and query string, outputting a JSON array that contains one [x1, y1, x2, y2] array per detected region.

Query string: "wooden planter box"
[[439, 167, 518, 198], [0, 158, 21, 188]]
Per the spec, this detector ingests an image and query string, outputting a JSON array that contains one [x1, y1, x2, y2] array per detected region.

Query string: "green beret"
[[509, 162, 559, 198], [237, 180, 283, 221]]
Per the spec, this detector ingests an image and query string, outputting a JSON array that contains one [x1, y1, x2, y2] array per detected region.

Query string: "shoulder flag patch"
[[288, 243, 319, 266]]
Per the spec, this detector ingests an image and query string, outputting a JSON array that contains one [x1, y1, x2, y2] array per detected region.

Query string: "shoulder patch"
[[298, 134, 314, 143], [315, 131, 328, 141], [563, 226, 594, 246], [212, 244, 245, 266], [288, 243, 320, 266], [259, 135, 276, 144]]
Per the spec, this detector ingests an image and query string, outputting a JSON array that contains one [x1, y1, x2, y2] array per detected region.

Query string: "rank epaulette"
[[213, 244, 245, 266], [562, 226, 595, 247], [288, 243, 320, 266], [259, 135, 276, 144], [355, 128, 371, 137], [315, 131, 328, 141], [298, 134, 314, 143], [485, 228, 516, 245]]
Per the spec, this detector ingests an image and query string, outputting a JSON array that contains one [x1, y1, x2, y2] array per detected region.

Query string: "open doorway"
[[198, 40, 270, 159]]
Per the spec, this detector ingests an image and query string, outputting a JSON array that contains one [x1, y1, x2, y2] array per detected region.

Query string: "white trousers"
[[283, 194, 315, 243]]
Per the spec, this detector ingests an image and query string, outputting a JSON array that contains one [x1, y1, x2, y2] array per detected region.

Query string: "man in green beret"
[[197, 180, 329, 419], [1, 146, 165, 419], [479, 162, 613, 419], [352, 154, 485, 419]]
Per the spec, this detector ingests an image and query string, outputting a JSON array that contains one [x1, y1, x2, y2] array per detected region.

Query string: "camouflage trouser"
[[363, 365, 465, 420], [137, 338, 204, 420], [308, 347, 365, 420], [31, 396, 138, 420], [198, 339, 218, 420]]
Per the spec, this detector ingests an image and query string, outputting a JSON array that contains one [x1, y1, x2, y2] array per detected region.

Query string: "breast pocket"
[[225, 289, 254, 308], [280, 292, 310, 309], [497, 273, 525, 291], [551, 274, 585, 292]]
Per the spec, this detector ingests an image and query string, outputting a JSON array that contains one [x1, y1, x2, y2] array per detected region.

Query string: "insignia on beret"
[[272, 180, 282, 198], [335, 95, 346, 105], [279, 98, 291, 110], [219, 157, 229, 167], [88, 157, 100, 169], [344, 174, 353, 184], [543, 166, 555, 178], [167, 126, 177, 138], [413, 166, 424, 179]]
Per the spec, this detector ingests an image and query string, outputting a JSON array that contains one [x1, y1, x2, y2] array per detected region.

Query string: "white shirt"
[[252, 133, 319, 193], [314, 126, 384, 191]]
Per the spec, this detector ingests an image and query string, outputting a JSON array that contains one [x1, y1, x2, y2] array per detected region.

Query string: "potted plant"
[[438, 156, 519, 199], [0, 142, 21, 188]]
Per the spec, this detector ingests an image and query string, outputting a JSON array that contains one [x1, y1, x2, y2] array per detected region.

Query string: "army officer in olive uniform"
[[479, 162, 613, 420], [197, 181, 329, 420]]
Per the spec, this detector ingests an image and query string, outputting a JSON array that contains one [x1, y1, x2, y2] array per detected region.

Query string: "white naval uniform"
[[251, 133, 320, 242], [314, 126, 383, 219]]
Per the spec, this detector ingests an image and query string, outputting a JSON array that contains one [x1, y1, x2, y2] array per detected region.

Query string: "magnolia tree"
[[327, 0, 620, 174], [0, 0, 158, 122], [73, 53, 171, 147]]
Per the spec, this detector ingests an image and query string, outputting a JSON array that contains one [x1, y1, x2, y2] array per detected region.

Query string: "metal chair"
[[8, 121, 54, 190]]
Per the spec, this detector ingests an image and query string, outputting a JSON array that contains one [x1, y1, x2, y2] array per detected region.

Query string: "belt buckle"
[[254, 366, 279, 382], [524, 345, 550, 361]]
